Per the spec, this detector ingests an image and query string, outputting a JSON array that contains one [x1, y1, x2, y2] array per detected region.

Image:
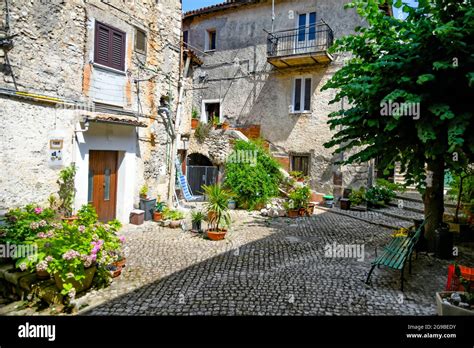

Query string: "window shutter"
[[94, 21, 126, 71], [111, 31, 125, 70], [95, 23, 110, 67]]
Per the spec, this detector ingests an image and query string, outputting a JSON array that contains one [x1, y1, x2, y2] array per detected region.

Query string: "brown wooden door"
[[89, 150, 118, 222]]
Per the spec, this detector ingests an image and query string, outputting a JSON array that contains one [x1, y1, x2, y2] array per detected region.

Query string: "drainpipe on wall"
[[167, 54, 191, 207]]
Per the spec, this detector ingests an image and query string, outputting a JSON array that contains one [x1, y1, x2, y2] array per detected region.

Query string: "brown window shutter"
[[94, 21, 126, 71]]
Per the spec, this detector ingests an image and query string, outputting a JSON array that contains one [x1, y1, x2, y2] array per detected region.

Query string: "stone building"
[[181, 0, 374, 198], [0, 0, 182, 222]]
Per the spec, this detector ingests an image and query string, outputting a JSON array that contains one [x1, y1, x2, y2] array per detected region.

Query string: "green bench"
[[365, 219, 427, 291]]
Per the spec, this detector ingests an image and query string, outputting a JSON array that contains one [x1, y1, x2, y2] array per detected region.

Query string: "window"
[[94, 21, 126, 71], [298, 12, 317, 42], [183, 30, 189, 48], [205, 29, 216, 51], [292, 77, 312, 112], [135, 28, 147, 54], [291, 154, 310, 176]]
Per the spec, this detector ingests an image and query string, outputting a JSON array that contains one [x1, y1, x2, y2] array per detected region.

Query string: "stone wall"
[[0, 0, 182, 215], [182, 0, 368, 195]]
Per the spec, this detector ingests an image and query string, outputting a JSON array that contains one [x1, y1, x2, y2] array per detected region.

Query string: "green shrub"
[[349, 187, 366, 206], [365, 186, 396, 207], [224, 140, 282, 210], [162, 207, 184, 221], [376, 178, 406, 193], [195, 122, 212, 143]]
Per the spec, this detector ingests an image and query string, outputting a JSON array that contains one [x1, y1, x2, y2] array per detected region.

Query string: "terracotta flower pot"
[[110, 266, 122, 278], [113, 257, 126, 269], [54, 265, 96, 293], [298, 208, 307, 216], [207, 228, 227, 241], [287, 209, 299, 218], [306, 204, 315, 216], [191, 118, 200, 129], [153, 211, 163, 222]]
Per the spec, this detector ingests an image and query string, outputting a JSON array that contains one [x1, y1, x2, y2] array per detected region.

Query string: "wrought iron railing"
[[267, 22, 334, 58]]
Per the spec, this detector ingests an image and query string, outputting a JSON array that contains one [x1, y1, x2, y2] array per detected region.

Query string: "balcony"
[[267, 22, 334, 68]]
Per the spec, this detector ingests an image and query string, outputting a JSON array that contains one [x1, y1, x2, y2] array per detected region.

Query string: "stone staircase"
[[368, 191, 458, 223]]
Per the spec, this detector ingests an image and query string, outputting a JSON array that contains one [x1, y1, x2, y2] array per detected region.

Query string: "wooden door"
[[88, 150, 118, 222]]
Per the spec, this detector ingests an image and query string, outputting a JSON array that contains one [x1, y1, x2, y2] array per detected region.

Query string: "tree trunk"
[[423, 158, 445, 252], [454, 175, 464, 223]]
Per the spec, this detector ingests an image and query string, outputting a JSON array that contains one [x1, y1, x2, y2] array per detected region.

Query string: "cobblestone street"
[[74, 209, 473, 316]]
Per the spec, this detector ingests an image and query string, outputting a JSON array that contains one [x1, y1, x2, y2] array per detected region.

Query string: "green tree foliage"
[[322, 0, 474, 247], [224, 140, 282, 210]]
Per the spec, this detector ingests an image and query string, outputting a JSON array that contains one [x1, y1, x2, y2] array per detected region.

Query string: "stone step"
[[368, 205, 424, 223], [395, 193, 457, 208]]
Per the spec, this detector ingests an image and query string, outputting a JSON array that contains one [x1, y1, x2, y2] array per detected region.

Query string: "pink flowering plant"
[[2, 204, 56, 245], [45, 205, 123, 295]]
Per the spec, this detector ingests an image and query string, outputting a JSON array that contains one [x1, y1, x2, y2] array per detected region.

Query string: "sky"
[[182, 0, 222, 12], [182, 0, 419, 18]]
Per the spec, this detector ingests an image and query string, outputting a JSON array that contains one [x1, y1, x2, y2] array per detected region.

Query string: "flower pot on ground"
[[202, 184, 233, 241], [153, 200, 166, 222], [287, 209, 299, 218], [153, 211, 163, 221], [54, 265, 97, 294], [207, 228, 227, 241], [306, 203, 315, 216], [113, 257, 126, 269], [191, 210, 205, 233], [106, 264, 122, 278], [228, 200, 237, 210], [162, 207, 184, 229], [436, 291, 474, 316], [298, 208, 306, 216]]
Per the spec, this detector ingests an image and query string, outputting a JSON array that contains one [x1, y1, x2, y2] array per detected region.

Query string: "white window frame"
[[201, 99, 222, 123], [291, 76, 312, 113], [205, 28, 217, 52]]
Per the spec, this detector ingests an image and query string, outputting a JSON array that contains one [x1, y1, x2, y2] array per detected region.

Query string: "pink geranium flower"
[[34, 207, 43, 214]]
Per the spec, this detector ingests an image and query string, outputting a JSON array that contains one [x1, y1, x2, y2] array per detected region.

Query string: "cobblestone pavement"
[[77, 209, 473, 316]]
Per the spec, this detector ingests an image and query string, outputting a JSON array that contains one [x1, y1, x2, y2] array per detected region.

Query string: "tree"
[[322, 0, 474, 250]]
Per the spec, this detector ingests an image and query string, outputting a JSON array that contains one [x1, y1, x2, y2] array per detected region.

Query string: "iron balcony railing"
[[267, 22, 334, 58]]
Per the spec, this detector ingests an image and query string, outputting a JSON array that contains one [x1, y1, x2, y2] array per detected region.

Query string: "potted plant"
[[289, 171, 305, 183], [212, 117, 220, 129], [191, 210, 205, 232], [139, 185, 148, 199], [57, 165, 78, 223], [287, 186, 311, 217], [191, 108, 200, 129], [349, 187, 367, 211], [162, 207, 184, 228], [222, 121, 230, 131], [153, 200, 166, 222], [203, 184, 233, 240], [436, 265, 474, 315], [228, 199, 237, 210], [284, 200, 299, 218]]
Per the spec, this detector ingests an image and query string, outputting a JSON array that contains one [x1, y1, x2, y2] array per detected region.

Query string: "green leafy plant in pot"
[[203, 184, 233, 240], [153, 199, 166, 222], [191, 210, 205, 233]]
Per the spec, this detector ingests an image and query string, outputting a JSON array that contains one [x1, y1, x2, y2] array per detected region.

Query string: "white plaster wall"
[[75, 122, 137, 223]]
